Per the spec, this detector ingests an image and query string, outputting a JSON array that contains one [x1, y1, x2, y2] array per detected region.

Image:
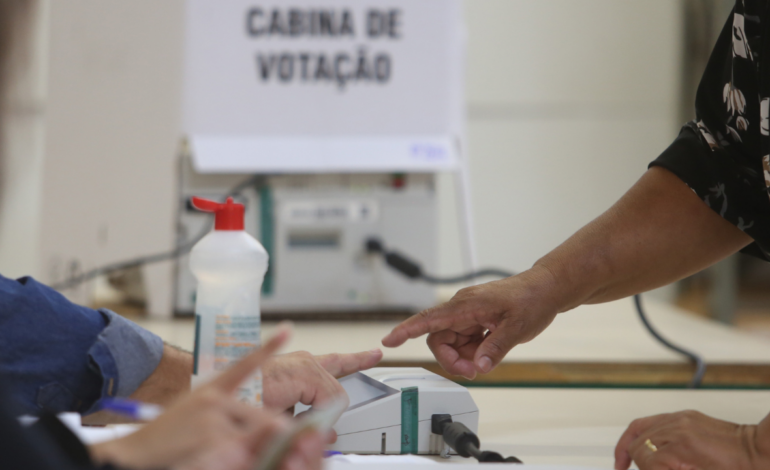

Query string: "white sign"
[[182, 0, 464, 173]]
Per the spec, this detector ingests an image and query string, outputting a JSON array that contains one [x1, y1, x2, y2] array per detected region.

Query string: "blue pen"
[[324, 451, 342, 458], [100, 398, 164, 421]]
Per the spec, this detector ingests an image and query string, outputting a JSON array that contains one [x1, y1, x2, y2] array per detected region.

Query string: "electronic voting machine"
[[295, 368, 479, 454]]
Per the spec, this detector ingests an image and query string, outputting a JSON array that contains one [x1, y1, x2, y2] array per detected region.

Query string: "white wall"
[[37, 0, 184, 311], [437, 0, 683, 282], [0, 1, 48, 280], [0, 0, 684, 310]]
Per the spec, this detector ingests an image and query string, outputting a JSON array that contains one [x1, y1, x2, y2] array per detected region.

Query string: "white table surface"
[[468, 387, 770, 468], [136, 298, 770, 364], [63, 385, 769, 468], [69, 388, 768, 468], [130, 299, 770, 467]]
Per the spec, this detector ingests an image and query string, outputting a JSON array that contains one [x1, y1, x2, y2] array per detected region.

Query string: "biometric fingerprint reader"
[[294, 368, 479, 454]]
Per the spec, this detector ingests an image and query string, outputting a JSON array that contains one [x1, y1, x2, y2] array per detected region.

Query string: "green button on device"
[[400, 386, 419, 454]]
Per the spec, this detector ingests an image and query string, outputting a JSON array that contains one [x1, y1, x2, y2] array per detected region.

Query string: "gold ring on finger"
[[644, 439, 658, 453]]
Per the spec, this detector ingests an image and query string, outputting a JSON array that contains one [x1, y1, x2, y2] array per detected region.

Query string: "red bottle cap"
[[190, 196, 244, 231]]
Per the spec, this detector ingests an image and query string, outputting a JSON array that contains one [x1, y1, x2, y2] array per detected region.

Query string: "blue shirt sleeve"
[[0, 275, 164, 415]]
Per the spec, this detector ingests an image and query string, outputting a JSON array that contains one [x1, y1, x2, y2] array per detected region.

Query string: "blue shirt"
[[0, 275, 164, 415]]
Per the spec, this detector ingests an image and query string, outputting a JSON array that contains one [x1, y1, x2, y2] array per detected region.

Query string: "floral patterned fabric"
[[651, 0, 770, 259]]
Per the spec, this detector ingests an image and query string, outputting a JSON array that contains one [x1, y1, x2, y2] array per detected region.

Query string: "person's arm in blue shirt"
[[0, 274, 169, 416], [0, 273, 385, 423]]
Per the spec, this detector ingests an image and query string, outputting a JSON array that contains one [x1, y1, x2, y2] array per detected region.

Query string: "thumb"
[[473, 320, 520, 374]]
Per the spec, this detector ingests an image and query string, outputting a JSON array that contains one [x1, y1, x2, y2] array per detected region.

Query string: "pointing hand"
[[382, 268, 559, 379]]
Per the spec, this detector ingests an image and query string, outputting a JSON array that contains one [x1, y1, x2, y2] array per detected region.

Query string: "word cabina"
[[245, 7, 401, 38], [246, 7, 401, 90]]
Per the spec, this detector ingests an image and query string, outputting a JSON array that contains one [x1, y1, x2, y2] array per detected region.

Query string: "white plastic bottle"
[[189, 196, 268, 406]]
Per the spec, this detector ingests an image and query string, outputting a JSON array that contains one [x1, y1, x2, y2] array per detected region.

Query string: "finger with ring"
[[644, 439, 658, 453]]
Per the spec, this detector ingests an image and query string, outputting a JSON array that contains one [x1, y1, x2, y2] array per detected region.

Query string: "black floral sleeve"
[[650, 0, 770, 260]]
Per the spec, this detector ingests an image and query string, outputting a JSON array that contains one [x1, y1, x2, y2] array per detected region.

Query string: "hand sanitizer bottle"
[[189, 196, 268, 406]]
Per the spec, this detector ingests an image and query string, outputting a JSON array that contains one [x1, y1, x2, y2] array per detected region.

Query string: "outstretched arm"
[[382, 167, 752, 379], [537, 166, 751, 308]]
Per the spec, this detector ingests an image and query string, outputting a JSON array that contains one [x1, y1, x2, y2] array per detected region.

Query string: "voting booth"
[[175, 0, 469, 315]]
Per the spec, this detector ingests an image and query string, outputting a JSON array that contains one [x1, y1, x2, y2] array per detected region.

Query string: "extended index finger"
[[213, 325, 292, 394], [315, 349, 384, 378], [381, 303, 462, 348]]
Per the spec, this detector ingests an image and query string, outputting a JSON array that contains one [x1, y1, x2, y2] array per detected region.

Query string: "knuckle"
[[281, 351, 298, 360], [408, 308, 440, 330], [483, 338, 506, 357], [676, 410, 698, 426], [295, 350, 313, 360], [628, 418, 644, 429], [416, 307, 437, 321], [456, 286, 480, 301], [686, 409, 703, 419], [504, 317, 527, 334], [325, 353, 341, 364]]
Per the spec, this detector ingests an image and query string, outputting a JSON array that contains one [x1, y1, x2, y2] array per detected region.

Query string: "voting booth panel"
[[182, 0, 464, 173], [176, 0, 467, 315]]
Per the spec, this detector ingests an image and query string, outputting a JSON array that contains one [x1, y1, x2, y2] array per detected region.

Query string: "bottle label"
[[215, 315, 261, 367], [193, 313, 263, 406]]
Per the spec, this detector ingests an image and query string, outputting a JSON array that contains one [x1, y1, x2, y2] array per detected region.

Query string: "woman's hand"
[[90, 328, 327, 470], [614, 410, 770, 470], [381, 267, 560, 379], [263, 349, 383, 411]]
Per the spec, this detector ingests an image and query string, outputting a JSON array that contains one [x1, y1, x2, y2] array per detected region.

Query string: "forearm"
[[129, 343, 192, 405], [83, 344, 192, 425], [532, 166, 752, 313]]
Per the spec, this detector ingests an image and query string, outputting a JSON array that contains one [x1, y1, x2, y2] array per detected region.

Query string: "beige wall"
[[0, 0, 186, 312], [40, 0, 185, 311], [0, 1, 48, 280], [438, 0, 683, 284]]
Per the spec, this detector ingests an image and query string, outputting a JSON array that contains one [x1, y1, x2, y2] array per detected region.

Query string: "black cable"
[[51, 175, 263, 291], [365, 239, 513, 284], [432, 414, 522, 463], [634, 294, 706, 388], [366, 237, 707, 389], [421, 269, 514, 285]]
